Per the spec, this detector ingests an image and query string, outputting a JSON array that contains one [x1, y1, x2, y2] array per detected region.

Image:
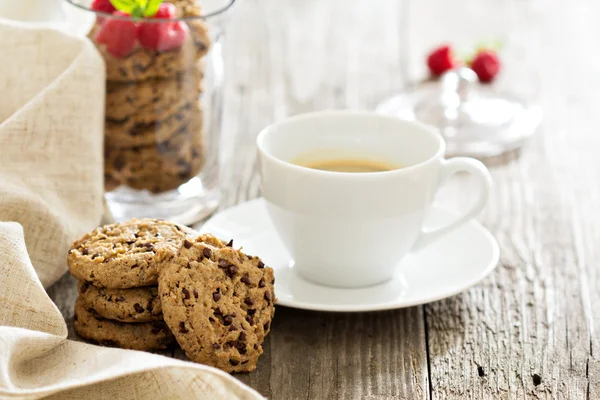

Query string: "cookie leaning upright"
[[68, 219, 194, 288], [158, 234, 276, 372]]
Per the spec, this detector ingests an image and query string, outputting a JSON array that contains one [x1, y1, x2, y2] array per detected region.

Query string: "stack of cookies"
[[68, 219, 276, 372], [93, 0, 211, 193]]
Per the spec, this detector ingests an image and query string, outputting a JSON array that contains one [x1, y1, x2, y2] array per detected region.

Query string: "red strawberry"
[[153, 2, 177, 18], [427, 45, 458, 77], [95, 12, 137, 58], [91, 0, 116, 13], [138, 3, 188, 52], [470, 50, 501, 83]]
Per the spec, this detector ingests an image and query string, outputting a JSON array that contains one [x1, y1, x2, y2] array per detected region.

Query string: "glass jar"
[[64, 0, 235, 224]]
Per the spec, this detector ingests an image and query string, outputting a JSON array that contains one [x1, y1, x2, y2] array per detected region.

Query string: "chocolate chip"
[[257, 260, 265, 268], [113, 156, 125, 171], [227, 265, 239, 277], [126, 240, 135, 245], [203, 247, 212, 258], [100, 339, 119, 347], [80, 282, 89, 293], [182, 288, 190, 300], [213, 343, 221, 350], [214, 308, 223, 316], [239, 332, 246, 341], [134, 303, 144, 313], [183, 239, 193, 249], [193, 289, 199, 299], [218, 259, 228, 269], [230, 340, 239, 348], [226, 239, 233, 247], [241, 274, 251, 285], [68, 248, 74, 254], [246, 316, 254, 325], [229, 359, 240, 366], [244, 297, 254, 306], [238, 347, 247, 355], [213, 291, 221, 302], [91, 253, 101, 259], [259, 279, 266, 288], [229, 325, 238, 331], [130, 263, 138, 269], [264, 291, 272, 302], [81, 248, 89, 255], [179, 322, 189, 333], [209, 317, 215, 323], [146, 301, 154, 312], [223, 315, 233, 326], [115, 296, 125, 302], [144, 243, 154, 251], [247, 309, 256, 316]]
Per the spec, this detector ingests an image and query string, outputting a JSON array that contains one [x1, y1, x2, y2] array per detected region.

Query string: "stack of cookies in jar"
[[68, 219, 276, 372], [90, 0, 211, 193]]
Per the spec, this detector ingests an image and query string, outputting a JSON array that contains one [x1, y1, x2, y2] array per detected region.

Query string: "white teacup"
[[257, 110, 492, 288]]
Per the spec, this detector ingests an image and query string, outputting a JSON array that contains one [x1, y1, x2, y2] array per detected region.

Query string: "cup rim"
[[64, 0, 236, 20], [256, 110, 446, 177]]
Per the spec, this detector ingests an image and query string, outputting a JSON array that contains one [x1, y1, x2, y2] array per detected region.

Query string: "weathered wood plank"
[[420, 1, 600, 398]]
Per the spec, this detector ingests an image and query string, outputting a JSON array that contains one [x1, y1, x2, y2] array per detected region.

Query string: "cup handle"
[[412, 157, 492, 251]]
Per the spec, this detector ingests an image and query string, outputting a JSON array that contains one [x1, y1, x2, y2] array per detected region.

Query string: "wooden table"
[[49, 0, 600, 398]]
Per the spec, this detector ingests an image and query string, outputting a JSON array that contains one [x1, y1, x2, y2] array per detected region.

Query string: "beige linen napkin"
[[0, 20, 262, 400]]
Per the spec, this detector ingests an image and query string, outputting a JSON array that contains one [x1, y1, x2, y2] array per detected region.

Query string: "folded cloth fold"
[[0, 20, 262, 400]]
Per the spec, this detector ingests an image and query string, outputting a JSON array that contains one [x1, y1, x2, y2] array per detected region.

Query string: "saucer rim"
[[200, 198, 500, 312]]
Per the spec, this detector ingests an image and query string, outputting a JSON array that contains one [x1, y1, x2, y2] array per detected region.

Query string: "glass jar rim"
[[64, 0, 236, 21]]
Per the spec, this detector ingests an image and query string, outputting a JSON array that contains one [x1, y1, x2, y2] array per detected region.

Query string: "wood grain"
[[47, 0, 600, 398]]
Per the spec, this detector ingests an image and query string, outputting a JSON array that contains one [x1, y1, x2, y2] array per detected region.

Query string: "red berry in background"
[[91, 0, 116, 13], [470, 50, 501, 83], [427, 45, 458, 77], [138, 3, 189, 52], [95, 12, 137, 58]]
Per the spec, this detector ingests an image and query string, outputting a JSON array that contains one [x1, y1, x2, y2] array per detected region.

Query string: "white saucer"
[[199, 198, 499, 312]]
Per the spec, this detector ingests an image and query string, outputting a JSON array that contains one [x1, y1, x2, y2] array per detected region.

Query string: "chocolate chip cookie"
[[123, 150, 205, 193], [68, 219, 195, 288], [74, 298, 174, 351], [104, 100, 201, 148], [158, 234, 276, 372], [105, 67, 202, 122], [78, 281, 162, 323]]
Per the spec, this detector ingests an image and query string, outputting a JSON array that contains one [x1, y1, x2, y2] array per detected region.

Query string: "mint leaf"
[[109, 0, 138, 13], [143, 0, 163, 17]]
